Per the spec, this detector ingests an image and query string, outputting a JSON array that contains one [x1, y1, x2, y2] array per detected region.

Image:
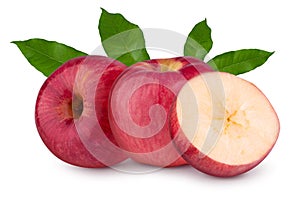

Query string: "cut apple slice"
[[170, 72, 280, 177]]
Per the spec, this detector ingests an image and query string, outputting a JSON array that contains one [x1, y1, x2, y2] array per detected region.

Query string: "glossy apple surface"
[[35, 56, 127, 168], [109, 57, 213, 167]]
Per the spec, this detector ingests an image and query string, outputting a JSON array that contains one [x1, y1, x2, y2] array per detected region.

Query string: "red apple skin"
[[35, 56, 127, 168], [109, 57, 213, 167]]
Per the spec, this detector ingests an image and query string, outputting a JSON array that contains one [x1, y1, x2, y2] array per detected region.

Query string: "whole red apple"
[[109, 56, 213, 167], [35, 56, 128, 168]]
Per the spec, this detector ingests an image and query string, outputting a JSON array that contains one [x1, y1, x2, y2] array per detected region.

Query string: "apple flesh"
[[35, 56, 128, 168], [109, 57, 214, 167], [170, 72, 280, 177]]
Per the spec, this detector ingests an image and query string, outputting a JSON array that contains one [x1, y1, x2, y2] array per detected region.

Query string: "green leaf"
[[98, 8, 150, 66], [12, 39, 87, 77], [184, 19, 213, 60], [207, 49, 274, 75]]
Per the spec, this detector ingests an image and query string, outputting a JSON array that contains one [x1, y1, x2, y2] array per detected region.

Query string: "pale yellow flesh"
[[176, 72, 279, 165]]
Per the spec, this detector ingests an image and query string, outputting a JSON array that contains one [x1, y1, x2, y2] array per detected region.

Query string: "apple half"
[[35, 56, 128, 168], [170, 72, 280, 177]]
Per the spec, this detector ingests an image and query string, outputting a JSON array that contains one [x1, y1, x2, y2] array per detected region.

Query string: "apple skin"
[[35, 56, 128, 168], [108, 57, 213, 167]]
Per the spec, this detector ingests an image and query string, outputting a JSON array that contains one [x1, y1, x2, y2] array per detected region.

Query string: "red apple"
[[170, 72, 280, 177], [109, 57, 214, 167], [35, 56, 128, 168]]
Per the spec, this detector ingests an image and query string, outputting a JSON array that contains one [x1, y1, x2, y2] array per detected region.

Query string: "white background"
[[1, 0, 298, 199]]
